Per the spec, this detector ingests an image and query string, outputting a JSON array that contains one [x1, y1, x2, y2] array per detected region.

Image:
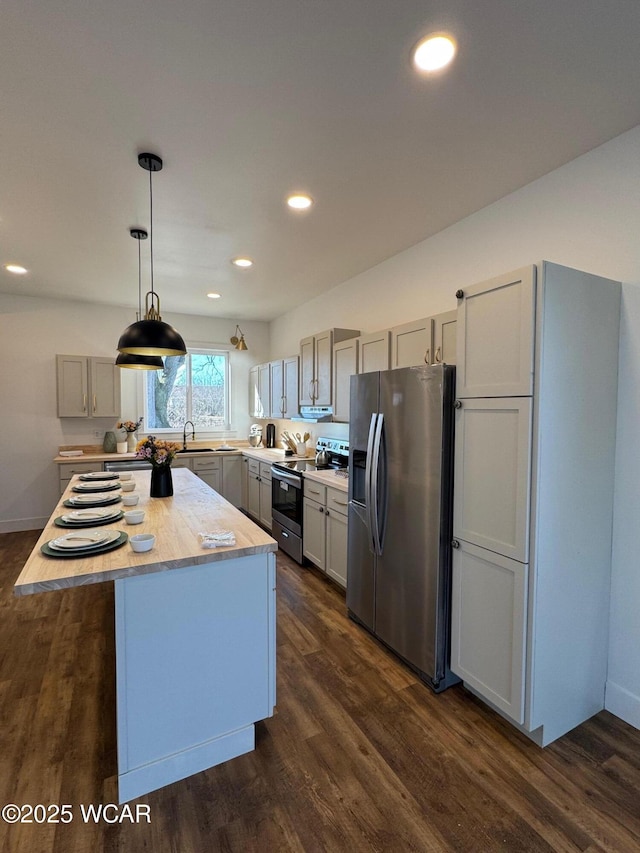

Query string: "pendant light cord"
[[149, 168, 154, 298], [137, 233, 142, 321]]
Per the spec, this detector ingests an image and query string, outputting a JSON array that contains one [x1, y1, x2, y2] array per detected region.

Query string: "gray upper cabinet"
[[300, 329, 359, 407], [332, 338, 359, 422], [433, 309, 457, 365], [56, 355, 121, 418], [455, 266, 535, 397], [269, 355, 299, 418], [358, 330, 391, 373], [390, 317, 434, 369]]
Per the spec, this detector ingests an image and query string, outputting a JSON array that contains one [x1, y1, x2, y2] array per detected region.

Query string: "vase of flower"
[[150, 465, 173, 498], [117, 418, 144, 454], [135, 435, 180, 499]]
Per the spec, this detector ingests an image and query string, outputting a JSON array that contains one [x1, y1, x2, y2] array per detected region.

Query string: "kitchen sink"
[[177, 448, 214, 453]]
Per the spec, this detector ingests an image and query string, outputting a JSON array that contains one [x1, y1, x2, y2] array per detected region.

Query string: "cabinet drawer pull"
[[333, 499, 348, 506]]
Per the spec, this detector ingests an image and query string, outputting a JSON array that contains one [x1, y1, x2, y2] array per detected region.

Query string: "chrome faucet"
[[182, 421, 195, 450]]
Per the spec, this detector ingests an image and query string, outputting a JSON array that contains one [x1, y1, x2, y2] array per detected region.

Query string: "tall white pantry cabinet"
[[451, 262, 621, 746]]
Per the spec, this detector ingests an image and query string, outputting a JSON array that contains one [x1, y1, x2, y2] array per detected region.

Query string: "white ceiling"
[[2, 0, 640, 322]]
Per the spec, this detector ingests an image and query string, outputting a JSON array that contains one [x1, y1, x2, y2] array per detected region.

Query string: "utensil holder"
[[296, 441, 307, 456]]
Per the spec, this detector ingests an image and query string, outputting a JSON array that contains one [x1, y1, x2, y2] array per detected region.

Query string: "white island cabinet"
[[451, 262, 621, 745], [15, 468, 277, 803]]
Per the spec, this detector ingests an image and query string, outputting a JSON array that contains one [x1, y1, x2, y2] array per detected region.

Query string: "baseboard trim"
[[605, 680, 640, 730], [0, 518, 46, 535], [118, 724, 255, 804]]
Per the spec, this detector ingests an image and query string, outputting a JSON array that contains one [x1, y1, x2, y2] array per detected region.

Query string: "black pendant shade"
[[116, 228, 165, 370], [116, 152, 187, 359], [116, 352, 165, 370], [118, 318, 186, 356]]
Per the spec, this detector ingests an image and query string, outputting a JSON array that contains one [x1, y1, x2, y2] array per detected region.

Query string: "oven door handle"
[[272, 469, 302, 489]]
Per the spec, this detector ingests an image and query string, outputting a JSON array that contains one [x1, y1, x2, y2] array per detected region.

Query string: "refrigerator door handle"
[[371, 412, 385, 556], [365, 413, 378, 553]]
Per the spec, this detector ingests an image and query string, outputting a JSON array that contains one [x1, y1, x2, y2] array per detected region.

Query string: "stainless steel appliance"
[[104, 459, 152, 473], [347, 364, 458, 692], [271, 437, 348, 563]]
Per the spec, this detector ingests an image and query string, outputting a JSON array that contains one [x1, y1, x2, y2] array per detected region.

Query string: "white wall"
[[0, 295, 269, 531], [270, 124, 640, 731]]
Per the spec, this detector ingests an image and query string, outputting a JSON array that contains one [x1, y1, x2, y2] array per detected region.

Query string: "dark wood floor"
[[1, 530, 640, 852]]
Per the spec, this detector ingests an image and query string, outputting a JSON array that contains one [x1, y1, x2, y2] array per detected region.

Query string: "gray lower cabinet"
[[58, 461, 104, 495], [452, 261, 621, 746], [246, 459, 272, 531], [303, 483, 348, 589]]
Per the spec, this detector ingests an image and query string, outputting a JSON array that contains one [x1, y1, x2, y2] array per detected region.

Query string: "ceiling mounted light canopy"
[[231, 257, 253, 268], [230, 325, 248, 351], [117, 153, 187, 357], [116, 228, 164, 370]]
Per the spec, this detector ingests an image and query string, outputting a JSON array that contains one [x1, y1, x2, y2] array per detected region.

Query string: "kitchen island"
[[15, 468, 277, 803]]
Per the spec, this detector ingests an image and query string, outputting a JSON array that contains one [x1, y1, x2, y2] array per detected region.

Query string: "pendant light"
[[230, 325, 248, 351], [116, 228, 164, 370], [117, 153, 187, 357]]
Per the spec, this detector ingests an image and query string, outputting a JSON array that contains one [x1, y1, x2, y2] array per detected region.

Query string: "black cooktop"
[[273, 459, 318, 474]]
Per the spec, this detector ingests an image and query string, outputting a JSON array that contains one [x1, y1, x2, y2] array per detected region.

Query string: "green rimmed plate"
[[41, 530, 128, 559]]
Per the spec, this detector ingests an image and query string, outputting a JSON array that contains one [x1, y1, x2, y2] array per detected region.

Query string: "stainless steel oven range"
[[271, 437, 349, 564]]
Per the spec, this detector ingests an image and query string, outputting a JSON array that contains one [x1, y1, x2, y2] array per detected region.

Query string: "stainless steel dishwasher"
[[104, 459, 153, 473]]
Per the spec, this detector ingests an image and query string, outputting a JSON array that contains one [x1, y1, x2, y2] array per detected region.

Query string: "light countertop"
[[54, 444, 313, 464], [303, 469, 349, 493], [15, 468, 276, 596]]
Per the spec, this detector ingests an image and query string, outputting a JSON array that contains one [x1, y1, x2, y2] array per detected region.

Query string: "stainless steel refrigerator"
[[347, 364, 459, 692]]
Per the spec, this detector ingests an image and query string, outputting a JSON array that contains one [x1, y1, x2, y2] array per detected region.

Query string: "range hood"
[[291, 406, 333, 423]]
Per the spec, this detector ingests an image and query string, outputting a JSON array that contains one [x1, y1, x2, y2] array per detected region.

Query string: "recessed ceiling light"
[[207, 292, 221, 299], [413, 34, 456, 72], [4, 264, 28, 275], [287, 193, 313, 211], [231, 257, 253, 268]]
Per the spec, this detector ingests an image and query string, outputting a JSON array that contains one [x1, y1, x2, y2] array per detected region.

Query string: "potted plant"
[[117, 417, 144, 452]]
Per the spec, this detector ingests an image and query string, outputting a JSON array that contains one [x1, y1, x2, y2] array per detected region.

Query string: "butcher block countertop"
[[15, 468, 276, 597]]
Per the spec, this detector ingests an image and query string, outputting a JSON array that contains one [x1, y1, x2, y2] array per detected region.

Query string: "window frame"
[[141, 344, 232, 436]]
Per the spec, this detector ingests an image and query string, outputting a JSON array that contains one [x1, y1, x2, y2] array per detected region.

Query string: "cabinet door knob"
[[325, 509, 330, 516], [453, 399, 462, 409], [319, 506, 324, 512], [451, 539, 460, 549], [455, 289, 464, 299]]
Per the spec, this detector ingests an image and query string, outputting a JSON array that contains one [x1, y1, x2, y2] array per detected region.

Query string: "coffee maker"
[[265, 423, 276, 448]]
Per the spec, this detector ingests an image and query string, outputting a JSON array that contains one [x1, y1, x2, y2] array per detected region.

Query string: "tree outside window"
[[144, 350, 230, 431]]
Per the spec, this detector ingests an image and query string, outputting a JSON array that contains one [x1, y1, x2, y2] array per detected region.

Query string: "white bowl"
[[119, 473, 133, 481], [124, 510, 145, 525], [130, 533, 155, 552], [122, 494, 139, 506], [121, 481, 136, 492]]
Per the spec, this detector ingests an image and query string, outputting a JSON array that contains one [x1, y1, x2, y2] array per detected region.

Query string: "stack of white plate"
[[61, 507, 123, 525], [47, 529, 121, 553]]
